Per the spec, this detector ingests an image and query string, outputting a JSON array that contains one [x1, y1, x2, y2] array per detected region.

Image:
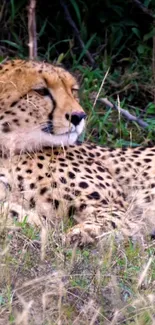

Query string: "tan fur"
[[0, 60, 155, 246]]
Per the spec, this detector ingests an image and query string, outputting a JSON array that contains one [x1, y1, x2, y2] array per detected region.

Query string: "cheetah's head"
[[0, 59, 86, 154]]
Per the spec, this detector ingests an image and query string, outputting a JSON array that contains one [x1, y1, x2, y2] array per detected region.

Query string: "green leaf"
[[143, 29, 155, 41], [10, 0, 27, 20], [0, 295, 5, 306], [0, 40, 22, 50], [77, 33, 96, 63], [10, 0, 15, 20], [146, 103, 155, 114], [132, 27, 141, 39], [122, 19, 138, 27], [38, 19, 48, 37], [69, 0, 81, 27], [144, 0, 152, 8], [137, 44, 145, 54], [56, 53, 65, 64]]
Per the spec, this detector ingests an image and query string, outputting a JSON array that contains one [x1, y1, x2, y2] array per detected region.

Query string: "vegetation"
[[0, 0, 155, 324], [1, 0, 155, 146]]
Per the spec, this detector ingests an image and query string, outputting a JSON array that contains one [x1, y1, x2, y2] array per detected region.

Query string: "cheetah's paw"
[[65, 223, 101, 246]]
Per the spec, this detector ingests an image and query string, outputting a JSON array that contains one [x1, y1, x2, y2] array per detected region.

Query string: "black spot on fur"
[[5, 110, 11, 114], [97, 166, 106, 173], [51, 182, 57, 188], [40, 187, 48, 195], [60, 177, 67, 184], [64, 194, 72, 201], [26, 169, 32, 174], [22, 161, 27, 165], [145, 196, 151, 203], [53, 199, 59, 209], [72, 162, 79, 167], [68, 171, 75, 179], [17, 175, 23, 181], [2, 122, 10, 133], [30, 183, 36, 189], [79, 203, 87, 211], [60, 163, 68, 167], [10, 210, 19, 219], [102, 199, 108, 205], [111, 221, 116, 228], [68, 205, 76, 218], [29, 197, 36, 208], [38, 155, 45, 160], [89, 152, 95, 158], [87, 191, 100, 200], [37, 163, 43, 169], [74, 190, 81, 196], [136, 162, 141, 166], [10, 101, 18, 107], [79, 181, 88, 189], [73, 167, 80, 172], [144, 158, 152, 163], [38, 175, 43, 181], [85, 167, 91, 173]]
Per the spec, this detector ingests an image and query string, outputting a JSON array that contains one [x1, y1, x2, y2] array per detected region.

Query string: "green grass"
[[75, 62, 155, 148]]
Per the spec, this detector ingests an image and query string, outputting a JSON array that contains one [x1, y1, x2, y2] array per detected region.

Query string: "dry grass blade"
[[93, 68, 110, 109], [137, 257, 153, 288], [15, 295, 33, 325], [110, 310, 120, 325]]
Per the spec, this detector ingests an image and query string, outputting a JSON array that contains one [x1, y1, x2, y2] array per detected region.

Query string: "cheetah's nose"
[[66, 112, 87, 126]]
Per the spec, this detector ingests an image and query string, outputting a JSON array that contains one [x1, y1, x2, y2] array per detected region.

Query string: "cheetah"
[[0, 59, 155, 246]]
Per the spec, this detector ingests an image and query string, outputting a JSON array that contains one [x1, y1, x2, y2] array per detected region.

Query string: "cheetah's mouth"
[[41, 118, 85, 137], [41, 123, 76, 136], [41, 122, 53, 134]]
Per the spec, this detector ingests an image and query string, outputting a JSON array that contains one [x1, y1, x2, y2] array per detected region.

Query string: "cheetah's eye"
[[33, 87, 50, 97], [72, 88, 79, 101]]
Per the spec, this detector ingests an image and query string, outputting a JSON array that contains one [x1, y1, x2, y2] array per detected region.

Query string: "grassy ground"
[[0, 222, 155, 324], [0, 60, 155, 324]]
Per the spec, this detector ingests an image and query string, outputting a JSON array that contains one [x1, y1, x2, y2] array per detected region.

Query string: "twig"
[[60, 0, 95, 65], [130, 0, 154, 19], [98, 98, 149, 128], [28, 0, 37, 59]]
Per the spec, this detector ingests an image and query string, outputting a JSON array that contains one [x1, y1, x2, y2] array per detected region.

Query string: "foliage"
[[0, 1, 155, 146], [0, 0, 154, 64]]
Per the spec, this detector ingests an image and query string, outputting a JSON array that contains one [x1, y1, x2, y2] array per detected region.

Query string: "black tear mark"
[[10, 101, 18, 107]]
